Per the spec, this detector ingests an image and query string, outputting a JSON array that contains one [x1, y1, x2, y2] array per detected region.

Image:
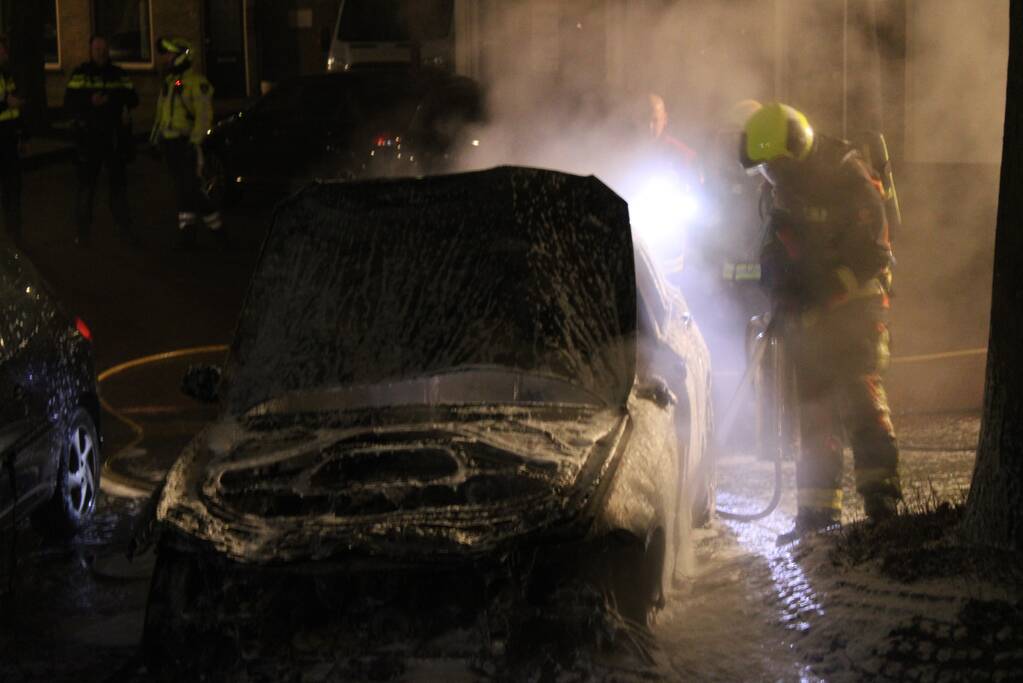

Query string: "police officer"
[[739, 103, 902, 542], [65, 35, 139, 246], [0, 36, 26, 246], [150, 37, 223, 250]]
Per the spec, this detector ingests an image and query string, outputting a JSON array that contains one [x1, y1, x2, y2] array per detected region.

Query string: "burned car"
[[143, 167, 711, 675]]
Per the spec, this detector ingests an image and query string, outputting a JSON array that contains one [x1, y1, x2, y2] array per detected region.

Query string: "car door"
[[0, 248, 52, 517]]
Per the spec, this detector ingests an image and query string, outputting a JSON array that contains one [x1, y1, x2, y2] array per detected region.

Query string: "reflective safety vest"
[[64, 61, 139, 133], [66, 70, 135, 95], [151, 70, 213, 146], [0, 71, 20, 124]]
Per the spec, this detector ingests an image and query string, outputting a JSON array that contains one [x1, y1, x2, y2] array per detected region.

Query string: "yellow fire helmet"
[[739, 102, 815, 173], [157, 36, 193, 69]]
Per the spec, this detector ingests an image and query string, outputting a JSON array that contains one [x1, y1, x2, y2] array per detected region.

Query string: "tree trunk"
[[7, 1, 46, 133], [961, 0, 1023, 550]]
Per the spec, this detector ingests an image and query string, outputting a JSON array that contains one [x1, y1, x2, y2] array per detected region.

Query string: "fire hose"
[[715, 313, 785, 522]]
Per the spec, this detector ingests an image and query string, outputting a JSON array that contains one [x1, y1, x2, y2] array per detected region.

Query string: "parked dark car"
[[142, 168, 712, 676], [0, 244, 101, 538], [202, 68, 486, 205]]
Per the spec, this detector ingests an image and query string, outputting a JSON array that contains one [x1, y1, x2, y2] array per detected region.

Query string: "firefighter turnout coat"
[[760, 134, 901, 518]]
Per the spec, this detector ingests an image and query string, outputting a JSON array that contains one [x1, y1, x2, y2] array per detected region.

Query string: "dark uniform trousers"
[[0, 132, 21, 242], [788, 297, 900, 514], [75, 129, 130, 239], [161, 137, 218, 230]]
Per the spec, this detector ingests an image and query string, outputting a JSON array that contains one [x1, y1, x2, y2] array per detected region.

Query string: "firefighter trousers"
[[0, 134, 22, 242], [75, 132, 131, 239], [788, 299, 901, 518], [161, 137, 221, 233]]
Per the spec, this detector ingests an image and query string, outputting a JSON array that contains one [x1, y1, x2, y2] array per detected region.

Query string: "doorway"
[[204, 0, 248, 98]]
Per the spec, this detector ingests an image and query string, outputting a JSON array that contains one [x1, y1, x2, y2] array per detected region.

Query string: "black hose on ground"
[[716, 454, 784, 522], [715, 312, 786, 522]]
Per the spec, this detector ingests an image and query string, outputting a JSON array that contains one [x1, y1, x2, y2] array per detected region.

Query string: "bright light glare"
[[624, 173, 701, 258]]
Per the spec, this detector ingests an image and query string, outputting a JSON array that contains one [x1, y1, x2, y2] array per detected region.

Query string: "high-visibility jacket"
[[0, 68, 21, 131], [151, 69, 213, 146], [64, 60, 138, 133]]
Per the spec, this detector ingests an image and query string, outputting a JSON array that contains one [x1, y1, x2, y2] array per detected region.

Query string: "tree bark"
[[7, 1, 46, 133], [961, 0, 1023, 550]]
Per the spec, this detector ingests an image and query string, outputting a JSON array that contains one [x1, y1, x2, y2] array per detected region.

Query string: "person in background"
[[0, 36, 27, 247], [151, 37, 224, 250], [643, 92, 701, 185], [65, 35, 139, 247]]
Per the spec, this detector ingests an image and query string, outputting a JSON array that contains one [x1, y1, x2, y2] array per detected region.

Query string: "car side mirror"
[[636, 375, 677, 409], [182, 364, 222, 404]]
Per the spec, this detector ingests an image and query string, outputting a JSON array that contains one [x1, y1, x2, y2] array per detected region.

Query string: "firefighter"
[[151, 37, 224, 250], [65, 36, 139, 247], [738, 103, 902, 542], [0, 36, 26, 246]]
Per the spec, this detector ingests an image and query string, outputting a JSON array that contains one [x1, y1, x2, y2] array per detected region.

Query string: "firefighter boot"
[[175, 224, 197, 251], [863, 493, 899, 525], [776, 507, 841, 546], [203, 211, 227, 250]]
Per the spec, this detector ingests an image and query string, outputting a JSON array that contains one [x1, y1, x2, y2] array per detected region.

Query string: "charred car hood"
[[221, 167, 637, 415], [158, 404, 629, 564]]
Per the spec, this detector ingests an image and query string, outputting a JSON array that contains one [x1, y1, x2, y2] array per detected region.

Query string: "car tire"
[[144, 543, 205, 679], [144, 542, 236, 679], [32, 408, 100, 538], [202, 150, 236, 208], [681, 392, 715, 529], [691, 445, 717, 528], [606, 530, 665, 626]]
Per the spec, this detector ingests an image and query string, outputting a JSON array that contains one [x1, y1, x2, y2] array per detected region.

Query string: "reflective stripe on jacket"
[[0, 72, 20, 124], [66, 72, 136, 93], [64, 61, 139, 132], [152, 70, 213, 146]]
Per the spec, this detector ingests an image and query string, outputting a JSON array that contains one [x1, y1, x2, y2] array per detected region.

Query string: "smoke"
[[454, 0, 1008, 419]]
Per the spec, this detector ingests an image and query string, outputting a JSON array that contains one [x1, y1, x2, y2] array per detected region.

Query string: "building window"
[[0, 1, 60, 66], [44, 0, 59, 66], [93, 0, 152, 64]]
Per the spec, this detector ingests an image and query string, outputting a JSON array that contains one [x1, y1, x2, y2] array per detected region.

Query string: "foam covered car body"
[[143, 167, 712, 672]]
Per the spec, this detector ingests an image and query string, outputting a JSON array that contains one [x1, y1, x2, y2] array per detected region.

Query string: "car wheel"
[[202, 151, 235, 208], [32, 408, 100, 538], [605, 530, 665, 626], [679, 392, 715, 529], [691, 445, 717, 528], [144, 542, 236, 678]]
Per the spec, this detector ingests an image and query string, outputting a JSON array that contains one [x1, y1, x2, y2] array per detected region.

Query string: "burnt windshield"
[[338, 0, 454, 42], [222, 167, 637, 415]]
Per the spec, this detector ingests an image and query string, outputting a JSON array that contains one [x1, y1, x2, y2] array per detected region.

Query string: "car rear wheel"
[[605, 530, 665, 626], [202, 150, 236, 208], [32, 408, 100, 538]]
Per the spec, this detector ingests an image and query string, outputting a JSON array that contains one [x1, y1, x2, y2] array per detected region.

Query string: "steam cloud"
[[454, 0, 1007, 417]]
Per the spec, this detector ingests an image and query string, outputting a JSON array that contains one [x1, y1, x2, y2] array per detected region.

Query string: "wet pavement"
[[659, 414, 981, 682], [0, 371, 983, 681]]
